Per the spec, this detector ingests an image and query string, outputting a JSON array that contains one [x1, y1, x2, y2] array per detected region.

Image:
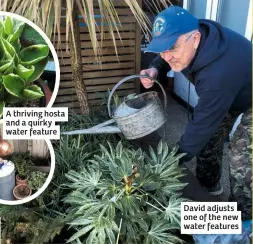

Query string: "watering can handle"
[[107, 74, 167, 118]]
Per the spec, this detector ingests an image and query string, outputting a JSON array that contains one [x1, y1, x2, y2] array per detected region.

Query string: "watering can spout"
[[61, 119, 121, 135]]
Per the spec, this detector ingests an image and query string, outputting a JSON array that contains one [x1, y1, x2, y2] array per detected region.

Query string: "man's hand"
[[140, 68, 158, 89]]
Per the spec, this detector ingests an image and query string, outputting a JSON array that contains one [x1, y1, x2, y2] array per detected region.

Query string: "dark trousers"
[[196, 110, 241, 187], [196, 108, 252, 220]]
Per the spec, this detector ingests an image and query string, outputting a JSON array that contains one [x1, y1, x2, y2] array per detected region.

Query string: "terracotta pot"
[[16, 174, 28, 186], [13, 184, 32, 200], [36, 78, 52, 107]]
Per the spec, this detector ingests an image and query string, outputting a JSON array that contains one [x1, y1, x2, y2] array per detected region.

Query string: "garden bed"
[[0, 112, 218, 244], [131, 131, 219, 202]]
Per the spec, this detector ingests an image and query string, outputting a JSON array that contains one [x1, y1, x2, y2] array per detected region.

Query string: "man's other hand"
[[140, 68, 158, 89]]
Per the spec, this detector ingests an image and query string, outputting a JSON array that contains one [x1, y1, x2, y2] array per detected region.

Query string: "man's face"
[[160, 32, 201, 72]]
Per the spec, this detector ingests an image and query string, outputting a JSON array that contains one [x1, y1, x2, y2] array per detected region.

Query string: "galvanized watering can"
[[62, 74, 167, 140]]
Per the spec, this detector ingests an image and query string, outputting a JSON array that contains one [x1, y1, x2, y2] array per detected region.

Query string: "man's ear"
[[193, 32, 201, 49]]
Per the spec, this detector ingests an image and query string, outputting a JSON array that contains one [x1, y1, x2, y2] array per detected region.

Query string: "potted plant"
[[63, 140, 188, 244], [0, 16, 50, 117], [15, 163, 28, 186], [13, 184, 32, 200], [28, 171, 47, 191], [11, 153, 33, 185]]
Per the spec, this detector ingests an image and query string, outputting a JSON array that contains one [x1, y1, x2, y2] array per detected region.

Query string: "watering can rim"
[[107, 74, 167, 118], [112, 91, 162, 119]]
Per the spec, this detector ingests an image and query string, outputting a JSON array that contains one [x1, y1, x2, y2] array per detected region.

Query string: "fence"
[[0, 126, 49, 158], [53, 0, 142, 113]]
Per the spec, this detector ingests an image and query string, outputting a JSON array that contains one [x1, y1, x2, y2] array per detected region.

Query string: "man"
[[140, 6, 252, 220]]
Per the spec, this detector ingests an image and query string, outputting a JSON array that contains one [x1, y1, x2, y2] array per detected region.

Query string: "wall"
[[218, 0, 250, 36], [174, 0, 252, 107], [173, 72, 198, 107]]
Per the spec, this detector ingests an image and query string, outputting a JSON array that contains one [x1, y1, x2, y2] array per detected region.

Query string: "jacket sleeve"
[[149, 55, 171, 77], [178, 88, 238, 162]]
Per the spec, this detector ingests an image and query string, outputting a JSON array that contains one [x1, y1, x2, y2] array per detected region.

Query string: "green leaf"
[[161, 143, 169, 162], [120, 195, 139, 216], [105, 228, 115, 244], [161, 180, 187, 194], [115, 141, 123, 158], [20, 44, 49, 65], [0, 80, 4, 97], [67, 225, 94, 243], [140, 194, 148, 206], [11, 38, 21, 53], [100, 144, 114, 163], [138, 219, 149, 232], [97, 229, 106, 244], [0, 60, 13, 72], [23, 85, 44, 99], [0, 21, 4, 36], [164, 195, 188, 227], [3, 74, 25, 98], [86, 229, 98, 244], [149, 146, 158, 164], [0, 101, 4, 117], [0, 37, 16, 60], [65, 169, 101, 194], [143, 182, 160, 191], [70, 218, 93, 226], [157, 140, 163, 156], [16, 64, 35, 81], [109, 158, 132, 182], [8, 20, 25, 43], [143, 218, 183, 244], [27, 56, 48, 82], [3, 63, 14, 75], [4, 16, 13, 36]]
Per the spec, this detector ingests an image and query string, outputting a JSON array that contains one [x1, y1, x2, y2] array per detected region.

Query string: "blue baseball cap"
[[145, 6, 199, 53]]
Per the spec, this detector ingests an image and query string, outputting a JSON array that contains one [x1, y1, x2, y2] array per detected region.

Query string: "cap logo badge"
[[153, 17, 166, 37]]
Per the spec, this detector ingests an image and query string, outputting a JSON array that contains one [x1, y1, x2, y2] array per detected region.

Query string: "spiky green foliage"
[[11, 152, 34, 178], [1, 113, 125, 243], [64, 140, 188, 244]]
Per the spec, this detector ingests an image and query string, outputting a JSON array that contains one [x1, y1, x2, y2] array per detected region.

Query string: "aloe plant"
[[0, 16, 49, 117], [63, 140, 188, 244]]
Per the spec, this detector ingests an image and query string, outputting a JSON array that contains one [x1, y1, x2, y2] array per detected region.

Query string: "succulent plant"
[[0, 16, 50, 117]]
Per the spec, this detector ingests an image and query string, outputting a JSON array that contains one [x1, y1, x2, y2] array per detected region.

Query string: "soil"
[[11, 99, 40, 107], [16, 174, 27, 180], [14, 185, 31, 199]]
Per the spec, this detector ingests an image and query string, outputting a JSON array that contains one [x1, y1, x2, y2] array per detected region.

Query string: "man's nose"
[[160, 52, 173, 62]]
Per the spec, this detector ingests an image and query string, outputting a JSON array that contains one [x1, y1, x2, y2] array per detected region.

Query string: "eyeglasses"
[[184, 32, 195, 43], [161, 32, 196, 53]]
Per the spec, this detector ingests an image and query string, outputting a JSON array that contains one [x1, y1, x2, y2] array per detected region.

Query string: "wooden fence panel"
[[53, 0, 142, 113], [30, 140, 49, 158], [0, 125, 49, 158]]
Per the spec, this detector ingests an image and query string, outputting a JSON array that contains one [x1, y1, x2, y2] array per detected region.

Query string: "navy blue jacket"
[[150, 19, 252, 161]]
